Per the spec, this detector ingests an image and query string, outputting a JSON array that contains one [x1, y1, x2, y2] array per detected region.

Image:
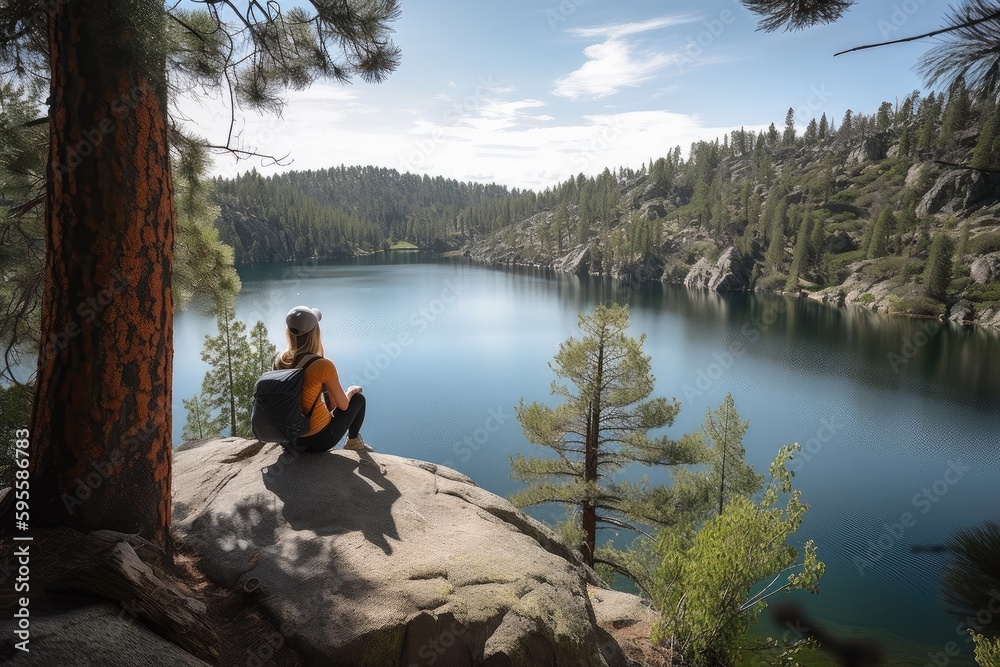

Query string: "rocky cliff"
[[461, 148, 1000, 330]]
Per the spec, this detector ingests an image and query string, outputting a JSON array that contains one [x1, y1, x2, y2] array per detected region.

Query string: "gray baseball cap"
[[286, 306, 322, 335]]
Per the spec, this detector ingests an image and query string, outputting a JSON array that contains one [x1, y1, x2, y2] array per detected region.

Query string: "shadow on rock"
[[262, 450, 402, 555]]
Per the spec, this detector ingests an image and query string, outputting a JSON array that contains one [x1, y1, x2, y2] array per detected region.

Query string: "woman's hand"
[[346, 385, 363, 398]]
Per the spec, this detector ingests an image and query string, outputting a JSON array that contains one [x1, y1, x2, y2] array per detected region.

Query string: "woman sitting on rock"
[[274, 305, 372, 453]]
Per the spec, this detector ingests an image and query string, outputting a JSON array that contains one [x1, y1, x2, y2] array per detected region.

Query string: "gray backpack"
[[251, 354, 322, 445]]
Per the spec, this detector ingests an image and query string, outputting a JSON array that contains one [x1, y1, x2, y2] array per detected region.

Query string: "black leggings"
[[296, 393, 366, 453]]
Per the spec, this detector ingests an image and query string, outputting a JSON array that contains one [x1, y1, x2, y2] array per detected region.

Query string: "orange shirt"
[[301, 357, 337, 436]]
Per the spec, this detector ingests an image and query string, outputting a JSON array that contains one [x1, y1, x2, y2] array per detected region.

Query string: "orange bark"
[[29, 0, 174, 547]]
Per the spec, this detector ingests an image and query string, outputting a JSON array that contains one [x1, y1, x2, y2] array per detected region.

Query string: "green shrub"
[[861, 256, 924, 281], [756, 272, 787, 292], [965, 281, 1000, 305], [650, 445, 824, 667], [859, 293, 875, 304], [662, 260, 691, 283], [970, 231, 1000, 256], [829, 250, 866, 277], [888, 296, 946, 316], [951, 276, 973, 294], [826, 218, 864, 235], [685, 241, 717, 264]]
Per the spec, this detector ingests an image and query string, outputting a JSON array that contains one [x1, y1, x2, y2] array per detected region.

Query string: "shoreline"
[[229, 251, 1000, 333], [456, 255, 1000, 333]]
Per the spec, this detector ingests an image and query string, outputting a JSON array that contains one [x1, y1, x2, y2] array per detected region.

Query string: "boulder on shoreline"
[[683, 246, 755, 292]]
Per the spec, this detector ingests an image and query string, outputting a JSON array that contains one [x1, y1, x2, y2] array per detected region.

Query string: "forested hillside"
[[211, 166, 531, 262], [212, 81, 1000, 326]]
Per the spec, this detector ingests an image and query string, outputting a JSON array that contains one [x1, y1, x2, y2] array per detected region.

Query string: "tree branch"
[[595, 516, 653, 539], [592, 557, 652, 599], [933, 159, 1000, 175], [202, 143, 292, 167], [7, 194, 44, 218], [166, 11, 207, 43], [834, 9, 1000, 57]]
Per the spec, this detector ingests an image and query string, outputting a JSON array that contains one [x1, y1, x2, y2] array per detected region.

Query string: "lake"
[[172, 253, 999, 665]]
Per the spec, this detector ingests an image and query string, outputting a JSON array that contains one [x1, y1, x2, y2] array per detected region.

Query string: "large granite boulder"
[[0, 601, 212, 667], [916, 169, 988, 218], [554, 245, 592, 275], [949, 299, 974, 324], [847, 134, 889, 164], [970, 251, 1000, 285], [172, 438, 635, 667], [977, 305, 1000, 328], [904, 162, 935, 190], [683, 246, 755, 291]]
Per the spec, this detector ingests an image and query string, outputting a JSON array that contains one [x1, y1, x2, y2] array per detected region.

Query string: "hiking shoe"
[[344, 435, 373, 452]]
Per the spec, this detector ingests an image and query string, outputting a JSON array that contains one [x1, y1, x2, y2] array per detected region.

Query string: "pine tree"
[[876, 101, 893, 131], [173, 137, 241, 313], [924, 232, 955, 299], [185, 317, 274, 440], [765, 202, 787, 273], [198, 309, 255, 437], [840, 109, 854, 141], [701, 394, 761, 516], [971, 109, 1000, 171], [809, 215, 827, 262], [818, 113, 829, 140], [786, 217, 812, 290], [918, 92, 941, 151], [783, 108, 796, 145], [510, 304, 697, 567], [803, 118, 818, 144], [767, 123, 780, 146], [939, 78, 972, 147], [955, 222, 971, 270], [867, 207, 894, 259], [249, 321, 278, 377], [181, 394, 216, 441], [899, 125, 914, 158], [809, 217, 829, 285], [5, 0, 401, 546]]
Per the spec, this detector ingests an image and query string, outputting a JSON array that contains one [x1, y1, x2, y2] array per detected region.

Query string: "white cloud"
[[554, 15, 698, 100], [177, 69, 766, 192], [568, 15, 698, 40], [554, 40, 673, 99], [396, 107, 767, 190]]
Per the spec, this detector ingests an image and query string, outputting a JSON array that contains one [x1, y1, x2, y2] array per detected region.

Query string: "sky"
[[178, 0, 955, 191]]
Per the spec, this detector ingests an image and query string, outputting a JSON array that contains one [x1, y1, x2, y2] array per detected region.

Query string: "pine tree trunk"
[[582, 402, 597, 567], [718, 442, 727, 517], [29, 0, 174, 547], [225, 313, 237, 436], [581, 337, 605, 567]]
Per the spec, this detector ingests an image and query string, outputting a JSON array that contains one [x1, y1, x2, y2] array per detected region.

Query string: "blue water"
[[172, 254, 1000, 665]]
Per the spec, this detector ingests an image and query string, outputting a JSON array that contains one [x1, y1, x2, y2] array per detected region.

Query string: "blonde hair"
[[275, 324, 325, 369]]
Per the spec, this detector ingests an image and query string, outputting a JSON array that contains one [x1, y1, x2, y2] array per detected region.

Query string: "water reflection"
[[460, 260, 999, 402]]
